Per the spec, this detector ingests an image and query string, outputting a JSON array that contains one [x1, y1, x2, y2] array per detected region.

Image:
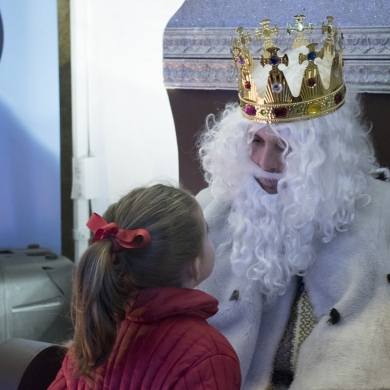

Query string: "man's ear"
[[181, 257, 201, 288]]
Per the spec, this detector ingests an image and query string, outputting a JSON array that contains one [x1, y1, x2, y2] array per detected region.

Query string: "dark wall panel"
[[167, 89, 237, 195], [361, 93, 390, 170], [58, 0, 73, 261]]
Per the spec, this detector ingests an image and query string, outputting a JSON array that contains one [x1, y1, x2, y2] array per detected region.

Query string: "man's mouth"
[[257, 177, 279, 194], [260, 178, 278, 188]]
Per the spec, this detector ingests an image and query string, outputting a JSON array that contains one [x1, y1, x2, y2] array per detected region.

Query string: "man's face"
[[250, 127, 285, 194]]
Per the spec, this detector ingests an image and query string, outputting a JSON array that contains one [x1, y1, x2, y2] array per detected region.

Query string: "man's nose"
[[258, 145, 281, 172]]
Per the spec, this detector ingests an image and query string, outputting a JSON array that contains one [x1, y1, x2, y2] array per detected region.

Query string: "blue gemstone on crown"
[[270, 56, 280, 66], [308, 51, 316, 61], [238, 56, 245, 64]]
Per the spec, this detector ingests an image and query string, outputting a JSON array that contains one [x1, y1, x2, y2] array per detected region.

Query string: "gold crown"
[[231, 15, 346, 124]]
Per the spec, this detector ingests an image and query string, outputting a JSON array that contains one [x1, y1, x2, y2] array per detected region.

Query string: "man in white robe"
[[196, 18, 390, 390]]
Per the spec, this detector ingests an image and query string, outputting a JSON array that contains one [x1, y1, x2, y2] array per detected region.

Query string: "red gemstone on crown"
[[334, 92, 343, 104], [273, 107, 288, 118], [244, 81, 251, 89], [308, 78, 316, 87], [244, 105, 256, 116]]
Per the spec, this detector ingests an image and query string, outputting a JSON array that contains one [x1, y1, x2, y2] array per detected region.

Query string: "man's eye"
[[253, 137, 264, 144]]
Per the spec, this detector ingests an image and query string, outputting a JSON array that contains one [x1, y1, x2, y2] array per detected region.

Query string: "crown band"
[[240, 84, 346, 124]]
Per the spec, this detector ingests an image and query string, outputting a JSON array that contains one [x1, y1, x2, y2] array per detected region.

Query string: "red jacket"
[[48, 287, 241, 390]]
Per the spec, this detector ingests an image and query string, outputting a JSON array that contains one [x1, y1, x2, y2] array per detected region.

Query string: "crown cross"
[[260, 47, 289, 69], [232, 27, 253, 69], [287, 14, 313, 49], [298, 43, 324, 66], [231, 46, 245, 66], [322, 15, 335, 54], [255, 19, 278, 58], [236, 27, 252, 47]]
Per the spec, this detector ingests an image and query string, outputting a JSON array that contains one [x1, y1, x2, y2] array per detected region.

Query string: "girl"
[[48, 184, 241, 390]]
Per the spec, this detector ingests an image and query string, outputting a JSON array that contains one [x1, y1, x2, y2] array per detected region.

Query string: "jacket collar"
[[127, 287, 218, 323]]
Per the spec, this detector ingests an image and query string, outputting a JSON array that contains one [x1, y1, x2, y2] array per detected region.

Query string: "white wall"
[[0, 1, 61, 253], [0, 0, 183, 258], [78, 0, 183, 209], [71, 0, 184, 260]]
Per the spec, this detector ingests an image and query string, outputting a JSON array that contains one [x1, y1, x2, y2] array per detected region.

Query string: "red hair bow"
[[86, 213, 151, 250]]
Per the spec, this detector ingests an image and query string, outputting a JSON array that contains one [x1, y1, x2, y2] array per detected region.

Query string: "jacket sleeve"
[[173, 354, 241, 390], [47, 367, 67, 390], [47, 353, 71, 390]]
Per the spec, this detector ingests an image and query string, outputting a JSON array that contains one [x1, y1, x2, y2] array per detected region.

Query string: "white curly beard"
[[226, 164, 317, 299], [199, 100, 375, 299]]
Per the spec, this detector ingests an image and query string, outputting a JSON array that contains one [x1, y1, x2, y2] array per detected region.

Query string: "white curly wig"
[[198, 89, 382, 299]]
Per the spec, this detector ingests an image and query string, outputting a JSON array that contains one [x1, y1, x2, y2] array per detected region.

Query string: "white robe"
[[197, 176, 390, 390]]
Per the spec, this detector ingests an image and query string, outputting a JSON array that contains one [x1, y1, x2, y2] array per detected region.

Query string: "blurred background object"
[[0, 246, 73, 345]]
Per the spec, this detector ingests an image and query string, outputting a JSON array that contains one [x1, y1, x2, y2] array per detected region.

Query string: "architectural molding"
[[164, 59, 390, 93], [163, 27, 390, 92]]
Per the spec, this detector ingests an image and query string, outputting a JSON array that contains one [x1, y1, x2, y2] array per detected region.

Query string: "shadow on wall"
[[0, 100, 61, 254]]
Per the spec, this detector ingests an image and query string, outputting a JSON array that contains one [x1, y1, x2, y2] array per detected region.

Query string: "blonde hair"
[[71, 184, 203, 379]]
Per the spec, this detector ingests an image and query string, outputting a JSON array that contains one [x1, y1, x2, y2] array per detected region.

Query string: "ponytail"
[[71, 240, 137, 379]]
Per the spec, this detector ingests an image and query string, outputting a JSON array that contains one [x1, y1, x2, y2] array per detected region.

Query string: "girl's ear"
[[191, 257, 201, 282], [181, 257, 201, 288]]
